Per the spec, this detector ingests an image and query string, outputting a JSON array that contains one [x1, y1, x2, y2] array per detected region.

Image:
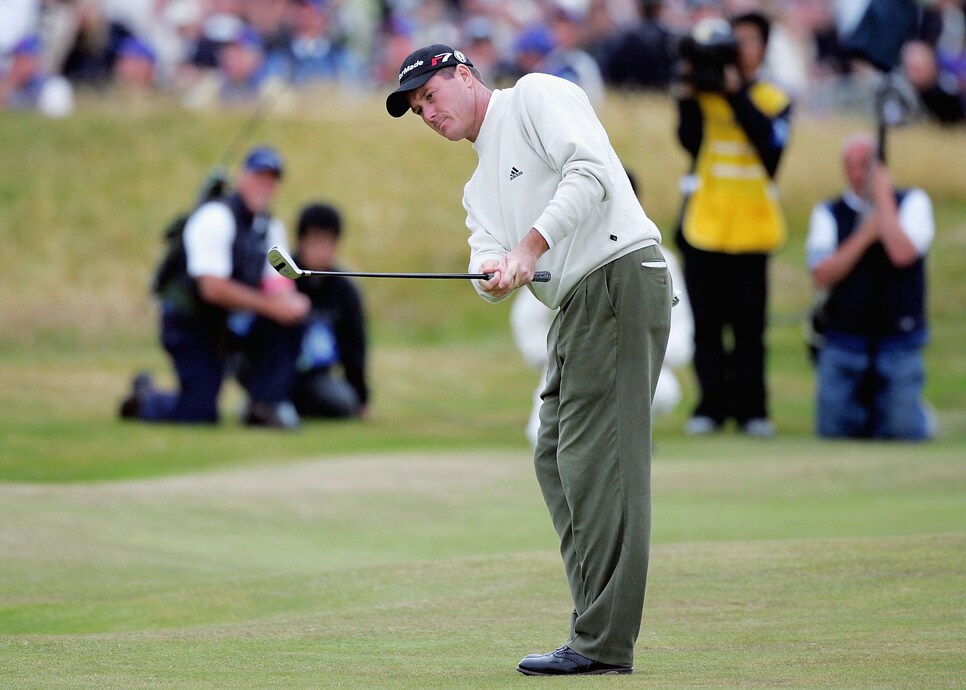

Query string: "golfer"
[[387, 45, 672, 675]]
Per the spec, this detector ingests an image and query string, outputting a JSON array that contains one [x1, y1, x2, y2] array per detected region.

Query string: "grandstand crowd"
[[1, 0, 964, 124]]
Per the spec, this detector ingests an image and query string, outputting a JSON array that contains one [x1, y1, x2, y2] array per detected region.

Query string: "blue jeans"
[[138, 311, 302, 424], [816, 338, 932, 440]]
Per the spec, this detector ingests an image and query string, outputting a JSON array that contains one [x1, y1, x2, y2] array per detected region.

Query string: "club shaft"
[[298, 270, 551, 282], [302, 270, 491, 279], [268, 246, 550, 282]]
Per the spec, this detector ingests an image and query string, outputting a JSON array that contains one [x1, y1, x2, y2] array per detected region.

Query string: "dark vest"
[[823, 190, 927, 339], [162, 193, 271, 321], [225, 194, 271, 290]]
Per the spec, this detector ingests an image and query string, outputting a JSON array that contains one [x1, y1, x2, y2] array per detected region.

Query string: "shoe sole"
[[516, 666, 633, 676]]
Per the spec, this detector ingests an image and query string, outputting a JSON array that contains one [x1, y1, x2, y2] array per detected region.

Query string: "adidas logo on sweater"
[[509, 166, 523, 181]]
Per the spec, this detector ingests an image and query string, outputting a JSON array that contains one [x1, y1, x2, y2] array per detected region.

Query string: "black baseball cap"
[[386, 44, 473, 117]]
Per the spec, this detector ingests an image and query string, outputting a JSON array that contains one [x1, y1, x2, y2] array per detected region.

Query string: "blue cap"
[[118, 36, 157, 64], [243, 146, 285, 177], [515, 26, 554, 57], [230, 26, 263, 52], [464, 16, 494, 42], [11, 35, 42, 56], [387, 14, 416, 38]]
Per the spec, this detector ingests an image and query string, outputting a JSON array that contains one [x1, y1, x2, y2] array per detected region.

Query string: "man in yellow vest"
[[673, 10, 792, 437]]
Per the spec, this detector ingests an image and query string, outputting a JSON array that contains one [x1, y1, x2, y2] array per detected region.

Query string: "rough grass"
[[0, 93, 964, 477], [2, 93, 964, 348]]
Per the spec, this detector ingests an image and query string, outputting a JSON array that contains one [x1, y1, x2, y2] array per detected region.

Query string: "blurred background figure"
[[55, 0, 128, 87], [461, 14, 501, 84], [673, 11, 792, 438], [924, 0, 966, 91], [264, 0, 362, 87], [217, 25, 270, 103], [0, 0, 38, 59], [183, 23, 274, 109], [245, 0, 291, 55], [901, 39, 965, 125], [685, 0, 724, 25], [510, 169, 693, 446], [509, 288, 552, 446], [1, 34, 74, 117], [501, 24, 556, 84], [544, 2, 605, 105], [291, 202, 370, 420], [120, 146, 309, 429], [836, 0, 922, 73], [112, 35, 157, 92], [806, 133, 935, 440], [186, 0, 245, 71], [409, 0, 462, 49], [175, 0, 246, 94], [156, 0, 207, 90], [598, 0, 679, 91], [370, 14, 416, 86]]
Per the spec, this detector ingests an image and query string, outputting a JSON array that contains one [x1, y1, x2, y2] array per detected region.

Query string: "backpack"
[[150, 171, 230, 297]]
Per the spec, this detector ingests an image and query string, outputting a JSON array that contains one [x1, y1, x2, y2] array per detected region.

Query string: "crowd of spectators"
[[1, 0, 964, 123]]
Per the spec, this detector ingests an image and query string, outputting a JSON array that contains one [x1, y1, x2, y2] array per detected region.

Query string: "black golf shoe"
[[516, 646, 632, 676]]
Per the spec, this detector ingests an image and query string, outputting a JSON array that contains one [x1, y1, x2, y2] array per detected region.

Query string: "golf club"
[[268, 246, 552, 282]]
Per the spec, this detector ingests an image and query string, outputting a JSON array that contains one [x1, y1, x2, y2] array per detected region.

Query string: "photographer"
[[673, 11, 792, 438], [806, 133, 935, 440]]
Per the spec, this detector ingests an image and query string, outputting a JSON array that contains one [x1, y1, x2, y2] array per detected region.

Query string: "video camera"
[[677, 18, 738, 93]]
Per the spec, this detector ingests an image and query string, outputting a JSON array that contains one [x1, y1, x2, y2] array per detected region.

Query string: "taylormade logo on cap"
[[399, 59, 423, 81], [386, 44, 474, 117], [398, 51, 468, 82]]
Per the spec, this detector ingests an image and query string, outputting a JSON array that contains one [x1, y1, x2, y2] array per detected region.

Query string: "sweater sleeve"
[[517, 76, 609, 247], [464, 191, 511, 303]]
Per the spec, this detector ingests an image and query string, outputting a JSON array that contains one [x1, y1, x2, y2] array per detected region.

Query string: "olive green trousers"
[[534, 245, 672, 667]]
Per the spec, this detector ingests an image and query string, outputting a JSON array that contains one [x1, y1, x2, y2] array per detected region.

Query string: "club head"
[[267, 245, 303, 279]]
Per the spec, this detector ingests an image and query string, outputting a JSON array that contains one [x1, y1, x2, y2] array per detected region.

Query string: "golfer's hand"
[[478, 250, 535, 300], [496, 246, 538, 294], [495, 228, 550, 296], [478, 259, 507, 298]]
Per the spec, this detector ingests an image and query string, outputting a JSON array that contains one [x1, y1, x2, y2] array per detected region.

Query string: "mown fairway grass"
[[2, 446, 964, 688], [1, 92, 964, 687]]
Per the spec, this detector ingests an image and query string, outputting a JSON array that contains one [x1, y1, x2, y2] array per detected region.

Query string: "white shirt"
[[183, 200, 289, 282], [806, 188, 934, 270], [464, 73, 662, 309]]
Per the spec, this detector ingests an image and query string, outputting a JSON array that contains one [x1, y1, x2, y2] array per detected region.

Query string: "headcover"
[[386, 44, 473, 117]]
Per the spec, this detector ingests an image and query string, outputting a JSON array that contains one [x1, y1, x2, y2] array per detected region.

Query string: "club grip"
[[479, 271, 552, 282]]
